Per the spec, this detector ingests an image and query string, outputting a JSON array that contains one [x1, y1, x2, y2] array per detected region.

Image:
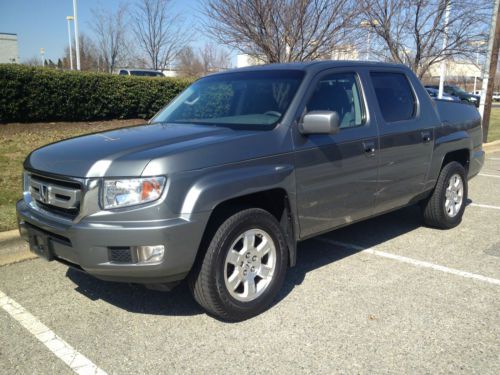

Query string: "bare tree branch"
[[131, 0, 193, 70], [202, 0, 360, 63], [360, 0, 491, 78], [90, 3, 129, 73]]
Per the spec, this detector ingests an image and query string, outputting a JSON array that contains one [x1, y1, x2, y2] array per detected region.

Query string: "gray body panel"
[[17, 61, 484, 284]]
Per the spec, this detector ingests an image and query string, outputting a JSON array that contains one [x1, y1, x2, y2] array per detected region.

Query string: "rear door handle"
[[421, 131, 432, 143], [362, 141, 376, 157]]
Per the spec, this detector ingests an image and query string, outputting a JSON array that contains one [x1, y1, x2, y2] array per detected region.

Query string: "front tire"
[[189, 208, 288, 321], [422, 161, 467, 229]]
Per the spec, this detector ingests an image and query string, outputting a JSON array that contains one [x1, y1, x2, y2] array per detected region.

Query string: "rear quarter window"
[[370, 72, 416, 123]]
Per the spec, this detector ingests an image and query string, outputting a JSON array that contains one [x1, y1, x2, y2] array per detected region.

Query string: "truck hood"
[[25, 123, 280, 178]]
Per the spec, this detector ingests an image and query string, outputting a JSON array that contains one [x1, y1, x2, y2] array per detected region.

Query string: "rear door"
[[293, 69, 379, 238], [368, 69, 435, 213]]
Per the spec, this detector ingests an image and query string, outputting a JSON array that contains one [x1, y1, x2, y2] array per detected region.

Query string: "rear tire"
[[189, 208, 288, 321], [422, 161, 467, 229]]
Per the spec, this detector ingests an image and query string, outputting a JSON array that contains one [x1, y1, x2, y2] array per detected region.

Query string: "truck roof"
[[212, 60, 408, 77]]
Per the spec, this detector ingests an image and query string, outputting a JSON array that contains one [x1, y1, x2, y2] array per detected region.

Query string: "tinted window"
[[370, 72, 416, 122], [130, 70, 164, 77], [306, 73, 364, 128], [119, 70, 128, 75], [152, 70, 304, 129]]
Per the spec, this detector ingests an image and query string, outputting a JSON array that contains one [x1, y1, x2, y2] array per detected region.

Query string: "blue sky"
[[0, 0, 211, 62]]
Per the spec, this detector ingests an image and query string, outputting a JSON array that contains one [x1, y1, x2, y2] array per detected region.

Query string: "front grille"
[[108, 247, 134, 263], [28, 172, 82, 220], [36, 202, 79, 219]]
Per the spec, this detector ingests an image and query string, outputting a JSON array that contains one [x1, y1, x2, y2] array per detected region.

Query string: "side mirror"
[[300, 111, 340, 135]]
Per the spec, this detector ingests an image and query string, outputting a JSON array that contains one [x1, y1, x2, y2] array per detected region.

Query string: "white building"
[[0, 33, 19, 64], [236, 45, 360, 68], [236, 54, 265, 68], [428, 60, 481, 79]]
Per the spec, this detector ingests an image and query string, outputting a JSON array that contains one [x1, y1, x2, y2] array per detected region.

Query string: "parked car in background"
[[425, 85, 480, 107], [425, 87, 459, 102], [492, 92, 500, 102], [117, 69, 164, 77]]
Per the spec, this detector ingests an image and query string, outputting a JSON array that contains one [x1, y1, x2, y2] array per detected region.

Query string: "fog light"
[[134, 245, 165, 263]]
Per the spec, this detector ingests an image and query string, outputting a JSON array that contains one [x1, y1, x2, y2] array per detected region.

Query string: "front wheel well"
[[193, 189, 296, 269]]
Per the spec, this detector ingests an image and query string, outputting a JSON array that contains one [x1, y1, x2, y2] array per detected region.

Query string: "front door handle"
[[421, 131, 432, 143], [362, 141, 376, 157]]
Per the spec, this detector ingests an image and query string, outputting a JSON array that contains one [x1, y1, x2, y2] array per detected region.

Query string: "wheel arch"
[[192, 188, 298, 270]]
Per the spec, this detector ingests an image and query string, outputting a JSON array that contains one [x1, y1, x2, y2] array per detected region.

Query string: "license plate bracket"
[[28, 228, 54, 261]]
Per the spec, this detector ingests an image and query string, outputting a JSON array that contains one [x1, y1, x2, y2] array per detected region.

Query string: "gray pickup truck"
[[17, 61, 484, 321]]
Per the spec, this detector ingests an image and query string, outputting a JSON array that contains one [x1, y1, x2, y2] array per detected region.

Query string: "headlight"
[[102, 177, 166, 209]]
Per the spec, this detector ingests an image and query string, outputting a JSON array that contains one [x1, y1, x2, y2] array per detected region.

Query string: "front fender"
[[179, 163, 295, 216]]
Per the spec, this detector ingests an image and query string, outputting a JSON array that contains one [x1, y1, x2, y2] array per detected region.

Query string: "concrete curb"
[[0, 229, 19, 242], [0, 229, 35, 266], [484, 140, 500, 154]]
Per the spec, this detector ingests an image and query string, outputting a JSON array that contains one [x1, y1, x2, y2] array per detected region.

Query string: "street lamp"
[[40, 48, 45, 67], [72, 0, 81, 70], [469, 40, 487, 94], [66, 16, 74, 70], [360, 20, 379, 61], [438, 1, 451, 99]]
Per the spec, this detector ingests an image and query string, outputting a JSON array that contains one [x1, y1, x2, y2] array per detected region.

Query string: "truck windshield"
[[151, 70, 304, 129]]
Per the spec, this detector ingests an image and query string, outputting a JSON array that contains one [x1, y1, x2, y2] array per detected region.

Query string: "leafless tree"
[[90, 3, 129, 73], [199, 43, 231, 73], [62, 34, 100, 71], [22, 56, 43, 66], [176, 43, 231, 77], [177, 46, 205, 77], [131, 0, 193, 70], [360, 0, 491, 78], [202, 0, 360, 63]]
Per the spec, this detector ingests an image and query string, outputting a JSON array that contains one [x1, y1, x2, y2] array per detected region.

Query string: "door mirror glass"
[[300, 111, 340, 135]]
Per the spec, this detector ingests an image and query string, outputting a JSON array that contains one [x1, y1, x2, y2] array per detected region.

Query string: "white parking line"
[[478, 173, 500, 178], [487, 157, 500, 161], [0, 290, 107, 375], [469, 203, 500, 210], [316, 238, 500, 286]]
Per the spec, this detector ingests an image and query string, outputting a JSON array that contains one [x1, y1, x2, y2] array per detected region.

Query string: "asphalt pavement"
[[1, 152, 499, 374]]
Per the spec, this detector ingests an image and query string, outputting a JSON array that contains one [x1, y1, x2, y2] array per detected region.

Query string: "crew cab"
[[17, 61, 484, 321]]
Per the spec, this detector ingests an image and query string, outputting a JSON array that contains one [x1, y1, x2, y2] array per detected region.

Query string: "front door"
[[293, 70, 379, 238]]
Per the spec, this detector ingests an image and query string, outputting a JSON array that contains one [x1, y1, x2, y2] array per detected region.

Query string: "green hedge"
[[0, 64, 192, 123]]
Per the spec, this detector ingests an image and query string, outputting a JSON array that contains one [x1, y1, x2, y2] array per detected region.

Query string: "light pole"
[[469, 40, 486, 94], [360, 20, 379, 61], [438, 1, 451, 99], [474, 50, 479, 93], [66, 16, 74, 70], [72, 0, 81, 70], [479, 0, 500, 142], [40, 48, 45, 66]]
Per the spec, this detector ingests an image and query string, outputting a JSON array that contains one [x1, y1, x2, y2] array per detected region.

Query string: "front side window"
[[305, 72, 364, 129], [151, 70, 304, 130], [370, 72, 416, 122]]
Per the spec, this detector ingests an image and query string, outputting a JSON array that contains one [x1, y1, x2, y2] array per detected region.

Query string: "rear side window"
[[119, 70, 128, 75], [370, 72, 416, 122]]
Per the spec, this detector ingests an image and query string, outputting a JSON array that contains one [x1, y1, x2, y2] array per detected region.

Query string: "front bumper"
[[468, 148, 485, 179], [17, 199, 209, 284]]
